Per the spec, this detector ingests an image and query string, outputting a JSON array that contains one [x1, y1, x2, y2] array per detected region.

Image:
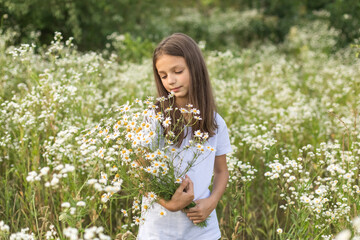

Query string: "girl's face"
[[156, 54, 191, 106]]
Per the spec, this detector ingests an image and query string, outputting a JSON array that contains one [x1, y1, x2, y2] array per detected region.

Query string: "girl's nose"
[[168, 74, 176, 84]]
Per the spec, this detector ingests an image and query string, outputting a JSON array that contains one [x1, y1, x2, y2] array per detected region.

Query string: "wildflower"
[[202, 132, 209, 140], [70, 207, 76, 215], [276, 228, 283, 234], [159, 210, 167, 216], [334, 229, 351, 240], [50, 177, 59, 187], [123, 105, 130, 112], [152, 168, 158, 175], [0, 221, 10, 232], [353, 216, 360, 234], [157, 96, 166, 102], [165, 106, 173, 112], [180, 108, 188, 113], [162, 117, 171, 128], [110, 165, 118, 172], [99, 172, 108, 184], [194, 130, 203, 138], [190, 108, 200, 114], [148, 192, 157, 200], [133, 216, 141, 225], [142, 109, 149, 116], [61, 202, 71, 208], [40, 167, 50, 176], [131, 162, 138, 168], [63, 227, 79, 240], [121, 209, 128, 216], [76, 201, 86, 207], [26, 171, 38, 182], [175, 178, 182, 184], [101, 193, 110, 203]]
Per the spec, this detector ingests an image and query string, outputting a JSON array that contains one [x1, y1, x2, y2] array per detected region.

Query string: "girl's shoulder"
[[214, 112, 227, 127], [214, 112, 229, 134]]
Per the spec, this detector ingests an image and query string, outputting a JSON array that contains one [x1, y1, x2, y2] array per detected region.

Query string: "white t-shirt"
[[137, 113, 232, 240]]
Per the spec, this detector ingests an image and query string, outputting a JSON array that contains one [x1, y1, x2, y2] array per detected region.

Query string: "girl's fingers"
[[187, 177, 194, 194], [187, 212, 201, 218], [184, 206, 197, 213], [177, 178, 189, 192], [189, 215, 202, 220]]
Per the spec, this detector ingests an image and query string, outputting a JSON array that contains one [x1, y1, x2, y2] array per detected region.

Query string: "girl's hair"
[[153, 33, 217, 146]]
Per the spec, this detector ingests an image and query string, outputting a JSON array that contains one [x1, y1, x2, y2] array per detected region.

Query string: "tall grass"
[[1, 15, 360, 239]]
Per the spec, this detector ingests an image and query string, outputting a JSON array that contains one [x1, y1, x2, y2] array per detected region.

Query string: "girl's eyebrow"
[[157, 65, 184, 74]]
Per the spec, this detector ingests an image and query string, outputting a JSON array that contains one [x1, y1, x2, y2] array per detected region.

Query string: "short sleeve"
[[215, 114, 232, 156]]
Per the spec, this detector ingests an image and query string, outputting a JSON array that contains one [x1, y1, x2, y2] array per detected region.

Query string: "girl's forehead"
[[156, 55, 187, 71]]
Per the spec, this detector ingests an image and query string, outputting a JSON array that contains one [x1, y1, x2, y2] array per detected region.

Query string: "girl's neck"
[[175, 98, 187, 109], [175, 99, 191, 122]]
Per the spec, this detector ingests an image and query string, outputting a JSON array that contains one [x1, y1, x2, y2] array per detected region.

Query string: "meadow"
[[1, 13, 360, 239]]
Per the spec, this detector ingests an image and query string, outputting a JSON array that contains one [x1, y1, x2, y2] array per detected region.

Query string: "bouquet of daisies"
[[80, 93, 213, 227]]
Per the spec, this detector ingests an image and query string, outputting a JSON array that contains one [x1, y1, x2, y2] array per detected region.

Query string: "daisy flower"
[[133, 216, 141, 225], [159, 210, 167, 217], [162, 117, 171, 128], [206, 146, 215, 152], [175, 178, 182, 184], [131, 162, 138, 168], [180, 108, 188, 113], [148, 192, 157, 200], [194, 130, 203, 138], [101, 193, 110, 203], [190, 108, 200, 114], [121, 209, 128, 216], [122, 105, 130, 112]]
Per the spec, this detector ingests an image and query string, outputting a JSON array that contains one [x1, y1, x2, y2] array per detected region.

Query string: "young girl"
[[137, 33, 232, 240]]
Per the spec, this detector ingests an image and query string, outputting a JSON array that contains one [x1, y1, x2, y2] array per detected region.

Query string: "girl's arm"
[[158, 175, 195, 212], [184, 154, 229, 224]]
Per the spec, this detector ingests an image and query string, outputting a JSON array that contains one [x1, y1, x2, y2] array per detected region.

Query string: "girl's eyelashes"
[[159, 70, 183, 79]]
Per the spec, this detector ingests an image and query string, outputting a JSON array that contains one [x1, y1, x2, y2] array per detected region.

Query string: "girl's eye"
[[175, 70, 183, 74], [161, 75, 167, 80]]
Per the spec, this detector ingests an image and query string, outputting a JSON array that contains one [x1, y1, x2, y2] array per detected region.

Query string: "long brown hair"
[[153, 33, 217, 146]]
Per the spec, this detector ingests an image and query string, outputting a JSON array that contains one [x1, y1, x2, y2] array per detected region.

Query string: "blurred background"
[[1, 1, 360, 239], [1, 0, 360, 57]]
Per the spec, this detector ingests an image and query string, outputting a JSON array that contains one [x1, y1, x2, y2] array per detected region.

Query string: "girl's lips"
[[171, 87, 181, 92]]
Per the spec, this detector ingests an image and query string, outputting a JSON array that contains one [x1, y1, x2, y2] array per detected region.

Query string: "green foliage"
[[327, 0, 360, 46], [106, 33, 155, 63], [1, 17, 360, 239], [0, 0, 166, 50], [1, 0, 360, 53]]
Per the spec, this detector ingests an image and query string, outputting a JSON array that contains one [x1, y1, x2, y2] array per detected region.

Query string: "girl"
[[137, 33, 232, 240]]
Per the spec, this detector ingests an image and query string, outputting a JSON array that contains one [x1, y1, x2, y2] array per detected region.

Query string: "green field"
[[1, 15, 360, 239]]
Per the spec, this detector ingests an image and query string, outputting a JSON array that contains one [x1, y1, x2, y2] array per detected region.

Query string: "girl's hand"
[[184, 197, 216, 224], [158, 175, 194, 212]]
